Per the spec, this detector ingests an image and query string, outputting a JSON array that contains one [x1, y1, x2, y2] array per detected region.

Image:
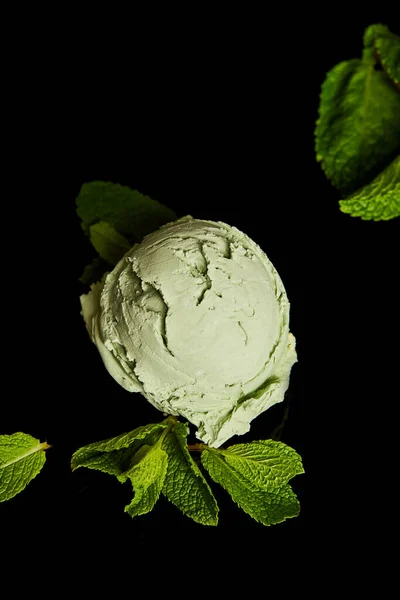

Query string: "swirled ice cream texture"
[[81, 217, 297, 447]]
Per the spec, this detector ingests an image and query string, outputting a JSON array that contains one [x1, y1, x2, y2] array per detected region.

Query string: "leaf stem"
[[187, 443, 208, 453], [156, 418, 177, 446]]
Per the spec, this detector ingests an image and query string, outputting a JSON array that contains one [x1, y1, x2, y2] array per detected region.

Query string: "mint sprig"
[[71, 418, 303, 526], [315, 22, 400, 221], [0, 432, 51, 502]]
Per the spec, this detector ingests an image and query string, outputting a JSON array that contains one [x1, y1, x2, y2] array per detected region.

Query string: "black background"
[[2, 13, 398, 561]]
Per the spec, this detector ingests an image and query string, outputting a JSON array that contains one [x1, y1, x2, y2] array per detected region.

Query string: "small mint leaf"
[[76, 181, 177, 245], [89, 221, 131, 266], [70, 447, 135, 482], [71, 421, 171, 517], [71, 421, 168, 472]]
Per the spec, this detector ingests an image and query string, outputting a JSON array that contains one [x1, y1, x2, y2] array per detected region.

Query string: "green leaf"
[[201, 448, 301, 526], [71, 447, 136, 482], [366, 24, 400, 87], [79, 256, 109, 286], [71, 419, 303, 526], [220, 439, 304, 491], [89, 221, 131, 266], [125, 481, 164, 518], [0, 433, 50, 502], [72, 423, 171, 519], [161, 422, 219, 526], [315, 50, 400, 195], [76, 181, 177, 245], [71, 422, 167, 474], [124, 445, 168, 517], [339, 154, 400, 220]]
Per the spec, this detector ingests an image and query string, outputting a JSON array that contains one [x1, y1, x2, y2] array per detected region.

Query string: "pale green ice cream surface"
[[81, 217, 297, 447]]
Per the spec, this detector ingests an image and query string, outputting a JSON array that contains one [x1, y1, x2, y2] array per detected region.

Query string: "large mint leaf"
[[0, 433, 50, 502], [124, 444, 168, 517], [89, 221, 131, 266], [315, 50, 400, 195], [76, 181, 177, 245], [339, 155, 400, 220], [220, 439, 304, 492], [201, 449, 301, 526], [161, 422, 218, 526]]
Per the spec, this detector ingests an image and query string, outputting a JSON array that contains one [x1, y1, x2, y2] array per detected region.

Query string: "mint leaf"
[[76, 181, 177, 246], [339, 155, 400, 220], [71, 421, 168, 472], [71, 421, 172, 518], [161, 422, 218, 526], [71, 420, 303, 525], [220, 439, 304, 491], [315, 36, 400, 195], [71, 447, 136, 482], [89, 221, 131, 266], [79, 256, 109, 286], [125, 480, 164, 518], [0, 433, 50, 502], [201, 448, 301, 526], [124, 444, 168, 517], [367, 24, 400, 87]]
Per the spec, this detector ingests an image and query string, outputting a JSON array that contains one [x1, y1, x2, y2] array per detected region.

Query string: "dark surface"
[[2, 14, 398, 558]]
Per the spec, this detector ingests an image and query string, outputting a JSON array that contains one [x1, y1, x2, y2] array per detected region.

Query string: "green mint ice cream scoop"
[[81, 217, 297, 447]]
